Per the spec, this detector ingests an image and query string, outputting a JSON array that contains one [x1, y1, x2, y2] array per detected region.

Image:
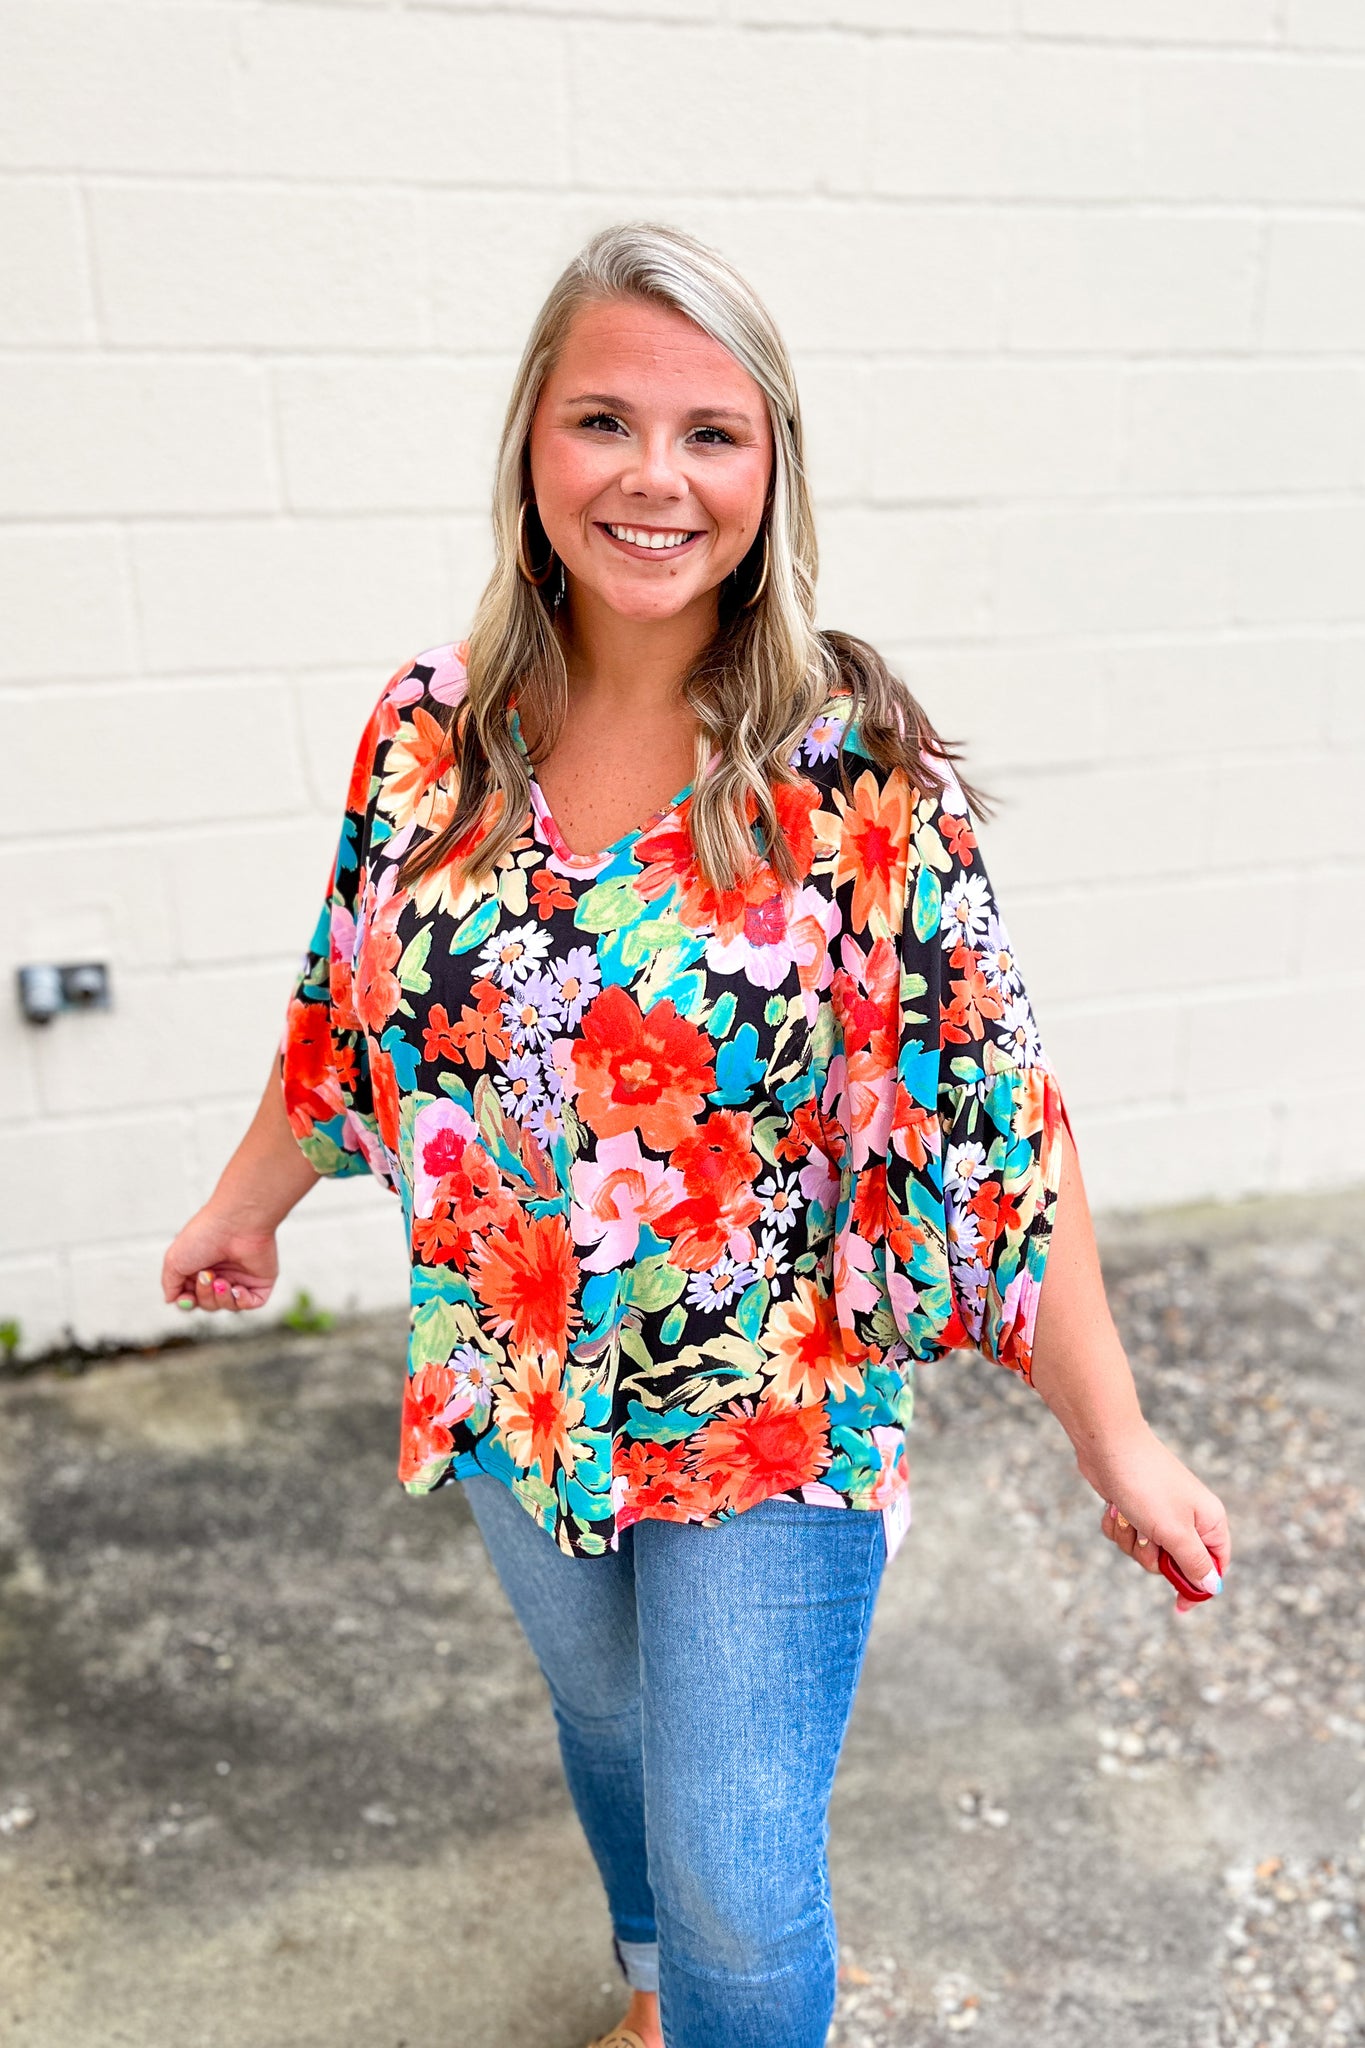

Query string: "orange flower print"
[[353, 866, 406, 1035], [834, 766, 912, 935], [833, 934, 901, 1172], [571, 984, 716, 1153], [651, 1109, 763, 1270], [493, 1349, 585, 1484], [531, 866, 576, 920], [369, 1040, 401, 1155], [850, 1158, 893, 1247], [691, 1396, 832, 1515], [398, 1363, 473, 1484], [380, 703, 457, 833], [345, 692, 391, 812], [670, 777, 824, 947], [412, 1197, 471, 1268], [612, 1439, 718, 1529], [940, 811, 976, 866], [422, 1003, 462, 1064], [761, 1275, 865, 1406], [968, 1176, 1024, 1246], [891, 1091, 938, 1174], [280, 996, 344, 1134], [942, 951, 1005, 1047], [471, 1209, 581, 1360]]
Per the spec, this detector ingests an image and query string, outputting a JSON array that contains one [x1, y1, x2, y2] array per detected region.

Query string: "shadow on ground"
[[2, 1189, 1362, 2047]]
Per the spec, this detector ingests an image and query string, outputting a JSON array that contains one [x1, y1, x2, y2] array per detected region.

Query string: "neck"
[[556, 579, 719, 718]]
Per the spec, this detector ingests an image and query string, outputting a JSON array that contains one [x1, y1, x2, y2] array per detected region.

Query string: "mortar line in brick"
[[1249, 215, 1274, 354], [53, 173, 1365, 217], [71, 178, 105, 351], [261, 360, 292, 518]]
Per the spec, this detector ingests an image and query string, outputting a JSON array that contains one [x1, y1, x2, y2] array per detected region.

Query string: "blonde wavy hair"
[[398, 219, 986, 901]]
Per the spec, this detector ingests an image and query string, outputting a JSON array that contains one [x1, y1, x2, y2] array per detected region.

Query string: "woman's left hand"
[[1080, 1421, 1231, 1613]]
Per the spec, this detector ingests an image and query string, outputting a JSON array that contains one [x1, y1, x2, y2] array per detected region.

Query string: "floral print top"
[[279, 640, 1069, 1561]]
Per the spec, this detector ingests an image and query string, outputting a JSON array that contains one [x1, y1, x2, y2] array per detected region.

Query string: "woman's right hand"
[[161, 1204, 280, 1315]]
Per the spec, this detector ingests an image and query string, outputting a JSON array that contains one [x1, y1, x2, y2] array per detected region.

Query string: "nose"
[[619, 426, 688, 501]]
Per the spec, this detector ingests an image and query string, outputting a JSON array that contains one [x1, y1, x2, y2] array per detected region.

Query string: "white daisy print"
[[687, 1253, 757, 1312], [477, 919, 553, 990], [941, 872, 993, 953], [945, 1139, 989, 1201], [976, 912, 1023, 997], [995, 995, 1043, 1066], [756, 1169, 803, 1235]]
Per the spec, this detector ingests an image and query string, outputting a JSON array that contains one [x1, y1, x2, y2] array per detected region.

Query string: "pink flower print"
[[412, 1097, 481, 1220], [570, 1131, 684, 1274]]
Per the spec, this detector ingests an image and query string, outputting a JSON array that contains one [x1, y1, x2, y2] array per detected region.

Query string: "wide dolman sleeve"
[[830, 756, 1070, 1387], [277, 678, 405, 1192]]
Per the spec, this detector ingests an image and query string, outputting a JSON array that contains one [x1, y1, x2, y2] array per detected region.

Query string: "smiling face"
[[527, 295, 774, 631]]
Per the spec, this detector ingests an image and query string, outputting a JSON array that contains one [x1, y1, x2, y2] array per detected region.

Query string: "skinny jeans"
[[460, 1472, 887, 2048]]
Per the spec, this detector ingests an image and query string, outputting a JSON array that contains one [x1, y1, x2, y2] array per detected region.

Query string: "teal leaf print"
[[381, 1025, 422, 1090], [450, 894, 501, 955], [712, 1021, 765, 1105], [624, 1400, 702, 1444], [735, 1278, 770, 1345], [912, 862, 942, 942], [900, 1043, 939, 1111], [706, 990, 738, 1039]]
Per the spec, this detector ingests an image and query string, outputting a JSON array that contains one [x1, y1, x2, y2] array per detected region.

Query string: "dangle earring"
[[734, 529, 769, 609], [515, 497, 561, 600]]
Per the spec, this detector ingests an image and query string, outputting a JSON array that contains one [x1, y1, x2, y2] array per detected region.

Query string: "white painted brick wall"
[[2, 1, 1363, 1355]]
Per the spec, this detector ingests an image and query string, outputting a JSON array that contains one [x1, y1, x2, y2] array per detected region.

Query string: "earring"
[[741, 530, 770, 609], [515, 498, 557, 588]]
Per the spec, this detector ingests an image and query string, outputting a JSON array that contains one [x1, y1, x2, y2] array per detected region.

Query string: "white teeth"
[[605, 525, 695, 551]]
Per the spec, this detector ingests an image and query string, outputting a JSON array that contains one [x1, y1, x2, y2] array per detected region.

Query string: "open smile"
[[595, 521, 704, 560]]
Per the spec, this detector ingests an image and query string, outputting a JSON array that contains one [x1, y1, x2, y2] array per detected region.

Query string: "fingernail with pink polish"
[[213, 1280, 227, 1295], [1199, 1569, 1223, 1595]]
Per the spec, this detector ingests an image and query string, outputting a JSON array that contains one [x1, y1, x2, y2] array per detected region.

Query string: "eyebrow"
[[561, 391, 759, 428]]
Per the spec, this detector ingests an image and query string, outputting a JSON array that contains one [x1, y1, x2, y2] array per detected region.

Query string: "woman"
[[162, 221, 1230, 2048]]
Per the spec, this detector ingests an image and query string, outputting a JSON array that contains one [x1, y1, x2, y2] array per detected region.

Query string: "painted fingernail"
[[1106, 1502, 1117, 1518], [1136, 1535, 1149, 1547], [213, 1280, 227, 1295], [1116, 1514, 1130, 1529], [1199, 1569, 1223, 1595], [199, 1270, 213, 1284], [176, 1295, 195, 1311]]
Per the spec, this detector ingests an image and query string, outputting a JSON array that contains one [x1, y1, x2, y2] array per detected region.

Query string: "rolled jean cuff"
[[613, 1935, 659, 1993]]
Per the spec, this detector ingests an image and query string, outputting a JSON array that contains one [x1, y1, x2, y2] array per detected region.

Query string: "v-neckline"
[[508, 697, 707, 871]]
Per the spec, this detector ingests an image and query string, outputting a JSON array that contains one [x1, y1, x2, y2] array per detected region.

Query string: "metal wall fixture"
[[16, 962, 112, 1025]]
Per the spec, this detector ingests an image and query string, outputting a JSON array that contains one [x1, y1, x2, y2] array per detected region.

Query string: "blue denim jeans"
[[460, 1473, 887, 2048]]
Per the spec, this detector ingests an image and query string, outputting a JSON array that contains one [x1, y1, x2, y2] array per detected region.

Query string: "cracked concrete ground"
[[1, 1187, 1361, 2048]]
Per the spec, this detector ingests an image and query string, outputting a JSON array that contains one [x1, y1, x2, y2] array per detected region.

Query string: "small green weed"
[[282, 1290, 335, 1335]]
